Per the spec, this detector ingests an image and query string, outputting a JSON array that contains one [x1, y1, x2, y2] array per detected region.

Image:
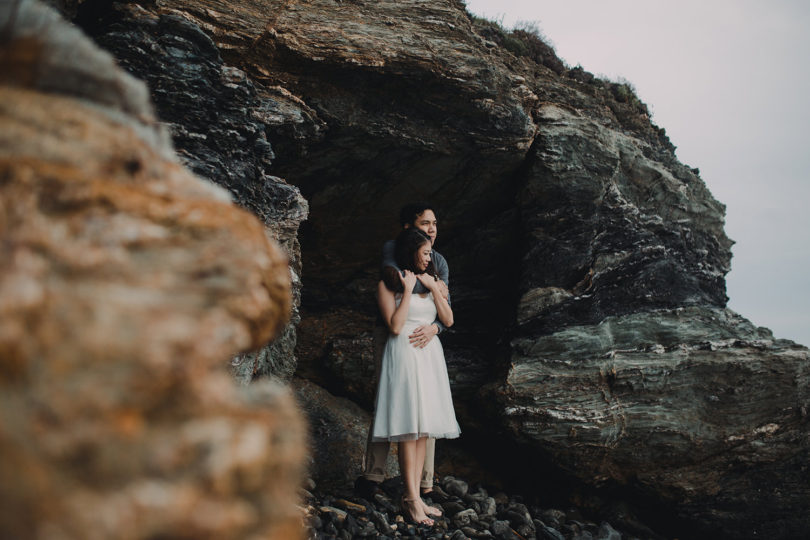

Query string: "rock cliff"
[[72, 0, 311, 383], [50, 0, 810, 537], [0, 2, 306, 538]]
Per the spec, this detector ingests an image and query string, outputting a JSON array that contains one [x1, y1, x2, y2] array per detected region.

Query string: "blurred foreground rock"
[[0, 2, 305, 538]]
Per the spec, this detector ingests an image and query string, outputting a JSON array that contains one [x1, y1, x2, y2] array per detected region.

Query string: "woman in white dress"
[[371, 228, 460, 526]]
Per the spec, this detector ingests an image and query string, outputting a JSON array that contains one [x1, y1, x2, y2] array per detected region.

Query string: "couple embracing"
[[360, 202, 460, 527]]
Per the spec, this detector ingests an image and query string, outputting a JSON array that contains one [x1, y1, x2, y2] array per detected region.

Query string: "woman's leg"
[[398, 438, 433, 525], [412, 438, 442, 516]]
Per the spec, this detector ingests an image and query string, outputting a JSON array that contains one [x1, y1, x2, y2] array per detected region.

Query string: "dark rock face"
[[497, 95, 809, 540], [253, 0, 538, 413], [516, 104, 731, 332], [73, 0, 810, 537], [77, 1, 311, 382], [500, 308, 810, 537]]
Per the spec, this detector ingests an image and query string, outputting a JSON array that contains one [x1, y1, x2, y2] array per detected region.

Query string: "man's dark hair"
[[399, 201, 435, 228]]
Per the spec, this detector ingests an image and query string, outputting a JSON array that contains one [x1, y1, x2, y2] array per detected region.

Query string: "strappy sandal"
[[401, 496, 435, 526]]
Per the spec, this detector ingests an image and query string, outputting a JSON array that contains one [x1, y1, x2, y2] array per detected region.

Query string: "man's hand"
[[416, 274, 449, 301], [409, 323, 438, 349]]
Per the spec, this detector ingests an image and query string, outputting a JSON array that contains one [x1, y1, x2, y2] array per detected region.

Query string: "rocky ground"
[[302, 475, 643, 540]]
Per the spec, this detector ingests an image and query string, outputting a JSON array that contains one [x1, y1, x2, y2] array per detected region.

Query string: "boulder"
[[0, 2, 305, 538], [292, 378, 397, 492], [499, 307, 810, 537]]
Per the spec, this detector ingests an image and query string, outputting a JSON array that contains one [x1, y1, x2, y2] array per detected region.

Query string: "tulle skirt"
[[371, 324, 460, 442]]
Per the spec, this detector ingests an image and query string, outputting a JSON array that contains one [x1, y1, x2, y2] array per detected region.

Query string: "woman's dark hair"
[[382, 228, 434, 292], [381, 266, 403, 293], [395, 228, 432, 272]]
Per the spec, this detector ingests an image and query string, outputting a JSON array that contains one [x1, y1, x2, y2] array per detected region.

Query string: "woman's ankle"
[[401, 496, 433, 525]]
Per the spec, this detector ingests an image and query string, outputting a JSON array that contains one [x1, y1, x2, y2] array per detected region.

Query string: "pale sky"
[[466, 0, 810, 346]]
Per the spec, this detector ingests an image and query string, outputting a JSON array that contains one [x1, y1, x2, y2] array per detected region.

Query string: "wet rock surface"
[[303, 474, 652, 540]]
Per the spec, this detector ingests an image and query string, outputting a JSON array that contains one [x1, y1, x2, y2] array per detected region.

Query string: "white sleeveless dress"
[[372, 292, 460, 442]]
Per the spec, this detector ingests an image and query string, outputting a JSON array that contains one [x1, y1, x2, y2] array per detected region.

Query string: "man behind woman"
[[360, 203, 450, 496], [368, 205, 460, 526]]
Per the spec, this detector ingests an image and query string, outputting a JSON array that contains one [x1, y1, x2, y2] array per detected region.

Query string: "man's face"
[[410, 209, 437, 245]]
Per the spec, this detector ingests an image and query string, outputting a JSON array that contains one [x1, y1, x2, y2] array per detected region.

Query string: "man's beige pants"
[[363, 325, 435, 489]]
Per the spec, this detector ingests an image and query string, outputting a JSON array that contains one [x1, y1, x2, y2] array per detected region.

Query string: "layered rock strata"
[[499, 101, 810, 538], [65, 0, 810, 537], [77, 1, 311, 383], [0, 2, 305, 538]]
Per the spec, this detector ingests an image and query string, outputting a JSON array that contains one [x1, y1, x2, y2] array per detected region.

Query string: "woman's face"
[[414, 242, 431, 272]]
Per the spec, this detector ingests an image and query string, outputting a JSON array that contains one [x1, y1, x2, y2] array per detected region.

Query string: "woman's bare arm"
[[377, 273, 415, 334]]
